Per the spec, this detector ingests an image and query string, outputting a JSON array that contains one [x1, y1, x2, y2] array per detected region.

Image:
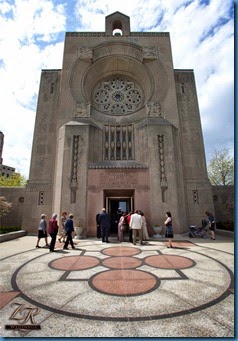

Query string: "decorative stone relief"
[[104, 125, 133, 160], [92, 77, 144, 115], [93, 44, 143, 62], [143, 47, 158, 61], [74, 103, 91, 117], [71, 135, 80, 203], [78, 47, 93, 61], [146, 102, 163, 117], [100, 172, 138, 188], [158, 135, 168, 202]]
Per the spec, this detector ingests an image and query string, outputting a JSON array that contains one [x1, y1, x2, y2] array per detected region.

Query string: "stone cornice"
[[66, 32, 169, 37], [88, 161, 148, 169]]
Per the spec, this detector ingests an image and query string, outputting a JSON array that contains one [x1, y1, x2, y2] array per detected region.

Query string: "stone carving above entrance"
[[92, 76, 144, 115], [100, 172, 138, 188]]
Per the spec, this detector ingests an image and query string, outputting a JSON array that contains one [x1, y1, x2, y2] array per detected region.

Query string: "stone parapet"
[[0, 230, 27, 243]]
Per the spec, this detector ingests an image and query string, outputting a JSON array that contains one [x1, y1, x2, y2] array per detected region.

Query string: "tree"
[[207, 148, 234, 186], [0, 173, 27, 187], [0, 196, 12, 217]]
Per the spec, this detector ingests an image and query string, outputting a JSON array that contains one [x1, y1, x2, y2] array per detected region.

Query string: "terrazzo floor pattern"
[[0, 235, 234, 337]]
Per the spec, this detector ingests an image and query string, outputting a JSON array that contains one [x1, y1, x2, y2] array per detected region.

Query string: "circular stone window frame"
[[92, 75, 144, 116], [69, 50, 169, 118]]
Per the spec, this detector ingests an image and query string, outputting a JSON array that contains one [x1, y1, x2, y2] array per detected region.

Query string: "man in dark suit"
[[96, 212, 101, 238], [99, 208, 110, 243]]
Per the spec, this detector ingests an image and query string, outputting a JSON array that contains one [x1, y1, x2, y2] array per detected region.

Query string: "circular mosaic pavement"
[[12, 246, 233, 321], [90, 269, 159, 296]]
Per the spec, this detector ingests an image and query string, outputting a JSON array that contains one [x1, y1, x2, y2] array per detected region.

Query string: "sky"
[[0, 0, 235, 178]]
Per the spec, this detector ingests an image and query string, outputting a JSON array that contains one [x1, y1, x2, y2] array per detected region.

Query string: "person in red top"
[[48, 213, 59, 252], [127, 211, 133, 243]]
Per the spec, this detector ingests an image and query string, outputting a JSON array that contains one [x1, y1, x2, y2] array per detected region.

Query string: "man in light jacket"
[[129, 210, 143, 245]]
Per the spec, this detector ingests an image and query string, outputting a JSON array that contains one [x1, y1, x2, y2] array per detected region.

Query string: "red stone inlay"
[[51, 256, 99, 271], [145, 255, 194, 269], [0, 291, 20, 309], [91, 269, 158, 295], [103, 256, 142, 269], [102, 247, 140, 257]]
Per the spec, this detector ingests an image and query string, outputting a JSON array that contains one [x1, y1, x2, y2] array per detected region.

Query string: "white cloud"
[[0, 0, 234, 177], [0, 0, 66, 177]]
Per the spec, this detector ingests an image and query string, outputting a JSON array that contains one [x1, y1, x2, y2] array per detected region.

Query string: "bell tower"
[[105, 11, 130, 35]]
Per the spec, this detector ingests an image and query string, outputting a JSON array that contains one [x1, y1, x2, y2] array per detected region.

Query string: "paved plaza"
[[0, 233, 234, 338]]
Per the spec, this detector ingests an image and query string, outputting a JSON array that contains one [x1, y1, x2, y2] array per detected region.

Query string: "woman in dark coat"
[[63, 213, 75, 250]]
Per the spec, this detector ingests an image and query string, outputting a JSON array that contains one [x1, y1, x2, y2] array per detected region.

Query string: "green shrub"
[[0, 226, 21, 234]]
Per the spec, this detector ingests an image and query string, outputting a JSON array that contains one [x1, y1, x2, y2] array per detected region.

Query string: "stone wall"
[[0, 187, 25, 227], [212, 185, 234, 224], [1, 185, 234, 232]]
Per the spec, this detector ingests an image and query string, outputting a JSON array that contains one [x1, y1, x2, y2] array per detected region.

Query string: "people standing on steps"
[[63, 213, 75, 250], [36, 213, 49, 248], [164, 211, 173, 248], [48, 213, 59, 252]]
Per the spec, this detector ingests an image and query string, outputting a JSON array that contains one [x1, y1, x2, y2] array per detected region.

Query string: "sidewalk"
[[0, 233, 234, 337]]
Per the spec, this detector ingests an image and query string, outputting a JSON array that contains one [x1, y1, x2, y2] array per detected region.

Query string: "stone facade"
[[13, 12, 215, 235], [212, 185, 234, 224]]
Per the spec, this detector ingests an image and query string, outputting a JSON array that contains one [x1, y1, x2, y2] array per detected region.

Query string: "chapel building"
[[22, 12, 214, 236]]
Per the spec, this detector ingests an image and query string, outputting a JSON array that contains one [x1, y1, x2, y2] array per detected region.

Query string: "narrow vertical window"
[[193, 190, 199, 204], [38, 191, 44, 205], [50, 82, 54, 94], [181, 83, 185, 93]]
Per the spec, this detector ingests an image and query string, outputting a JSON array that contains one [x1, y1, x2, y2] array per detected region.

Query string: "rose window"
[[92, 77, 143, 115]]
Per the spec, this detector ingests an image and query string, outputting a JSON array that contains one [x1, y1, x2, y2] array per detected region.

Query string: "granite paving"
[[0, 233, 234, 337]]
